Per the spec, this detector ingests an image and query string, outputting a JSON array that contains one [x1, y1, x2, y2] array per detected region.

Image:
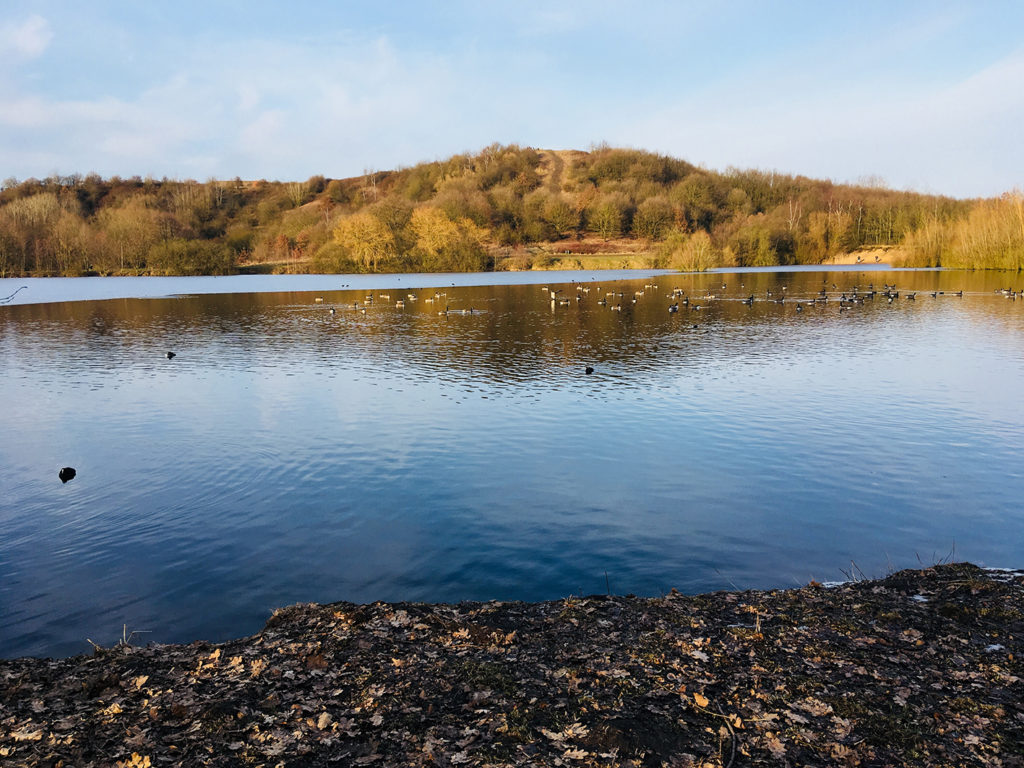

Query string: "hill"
[[1, 144, 1020, 277]]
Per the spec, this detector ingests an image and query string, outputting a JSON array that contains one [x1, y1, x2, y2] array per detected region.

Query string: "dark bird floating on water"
[[59, 467, 76, 484], [166, 351, 176, 359], [585, 366, 594, 375]]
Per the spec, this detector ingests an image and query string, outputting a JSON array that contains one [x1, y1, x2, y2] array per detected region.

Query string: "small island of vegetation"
[[1, 144, 1022, 279]]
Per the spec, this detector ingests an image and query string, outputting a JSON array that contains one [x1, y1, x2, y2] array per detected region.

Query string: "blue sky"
[[1, 1, 1021, 198]]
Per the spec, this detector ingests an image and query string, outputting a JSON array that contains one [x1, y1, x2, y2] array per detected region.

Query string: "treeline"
[[0, 145, 1019, 277], [893, 193, 1024, 270]]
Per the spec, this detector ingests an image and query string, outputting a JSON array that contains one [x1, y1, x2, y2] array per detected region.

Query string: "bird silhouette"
[[0, 285, 28, 304], [59, 467, 76, 484]]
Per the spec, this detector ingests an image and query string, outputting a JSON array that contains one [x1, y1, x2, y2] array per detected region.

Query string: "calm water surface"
[[2, 268, 1023, 658]]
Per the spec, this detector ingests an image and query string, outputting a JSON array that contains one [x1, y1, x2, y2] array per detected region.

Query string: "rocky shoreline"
[[2, 563, 1022, 767]]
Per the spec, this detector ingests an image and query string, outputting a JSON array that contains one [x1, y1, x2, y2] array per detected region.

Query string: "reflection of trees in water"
[[3, 270, 1020, 389]]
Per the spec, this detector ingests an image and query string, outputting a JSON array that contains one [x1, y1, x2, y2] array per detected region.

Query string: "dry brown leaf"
[[11, 727, 44, 742], [693, 692, 709, 708], [764, 732, 787, 758]]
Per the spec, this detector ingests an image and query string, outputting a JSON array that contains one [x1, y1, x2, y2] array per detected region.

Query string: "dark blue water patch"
[[1, 269, 1023, 658]]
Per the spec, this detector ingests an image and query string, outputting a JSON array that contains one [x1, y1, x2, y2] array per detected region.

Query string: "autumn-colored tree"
[[97, 199, 162, 272], [541, 195, 579, 238], [410, 206, 488, 271], [661, 230, 722, 271], [333, 212, 397, 271], [633, 196, 673, 240], [588, 194, 628, 240]]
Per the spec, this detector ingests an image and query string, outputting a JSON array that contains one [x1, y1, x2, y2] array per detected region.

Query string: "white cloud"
[[0, 33, 492, 180], [0, 14, 52, 59], [620, 48, 1024, 197], [0, 5, 1019, 197]]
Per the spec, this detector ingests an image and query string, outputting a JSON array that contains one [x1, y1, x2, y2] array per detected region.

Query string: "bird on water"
[[59, 467, 76, 483], [166, 351, 176, 359]]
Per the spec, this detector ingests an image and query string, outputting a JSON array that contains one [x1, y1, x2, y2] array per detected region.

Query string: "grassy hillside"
[[0, 144, 1019, 277]]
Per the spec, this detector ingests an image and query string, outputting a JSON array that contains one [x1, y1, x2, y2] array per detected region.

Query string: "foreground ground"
[[1, 563, 1021, 767]]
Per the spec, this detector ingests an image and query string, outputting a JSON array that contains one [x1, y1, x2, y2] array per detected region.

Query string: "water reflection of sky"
[[1, 269, 1023, 658]]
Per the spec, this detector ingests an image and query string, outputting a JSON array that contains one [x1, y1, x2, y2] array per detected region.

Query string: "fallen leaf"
[[764, 732, 786, 758], [11, 728, 44, 742], [693, 692, 709, 708]]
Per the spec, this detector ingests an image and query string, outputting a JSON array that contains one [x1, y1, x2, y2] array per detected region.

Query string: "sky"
[[0, 1, 1021, 199]]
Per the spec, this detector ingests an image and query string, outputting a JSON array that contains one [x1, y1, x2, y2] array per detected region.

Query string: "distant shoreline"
[[0, 263, 935, 307]]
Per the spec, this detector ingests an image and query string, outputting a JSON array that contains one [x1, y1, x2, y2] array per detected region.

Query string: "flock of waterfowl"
[[302, 278, 1024, 325], [310, 289, 484, 316], [532, 278, 983, 319]]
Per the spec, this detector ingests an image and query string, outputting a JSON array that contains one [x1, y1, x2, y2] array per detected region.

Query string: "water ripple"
[[2, 269, 1023, 656]]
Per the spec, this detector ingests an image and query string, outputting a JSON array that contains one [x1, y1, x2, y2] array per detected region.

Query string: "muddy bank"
[[2, 563, 1022, 767]]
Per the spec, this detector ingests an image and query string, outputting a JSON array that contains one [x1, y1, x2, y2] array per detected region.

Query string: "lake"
[[2, 267, 1023, 658]]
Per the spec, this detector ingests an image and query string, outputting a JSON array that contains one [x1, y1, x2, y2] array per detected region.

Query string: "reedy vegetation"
[[0, 144, 1020, 277]]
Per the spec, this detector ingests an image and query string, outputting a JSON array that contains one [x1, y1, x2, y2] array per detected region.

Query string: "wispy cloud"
[[0, 14, 52, 59], [620, 44, 1024, 197], [0, 3, 1019, 196]]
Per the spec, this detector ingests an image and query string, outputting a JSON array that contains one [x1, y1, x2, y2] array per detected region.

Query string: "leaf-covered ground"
[[1, 563, 1022, 767]]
